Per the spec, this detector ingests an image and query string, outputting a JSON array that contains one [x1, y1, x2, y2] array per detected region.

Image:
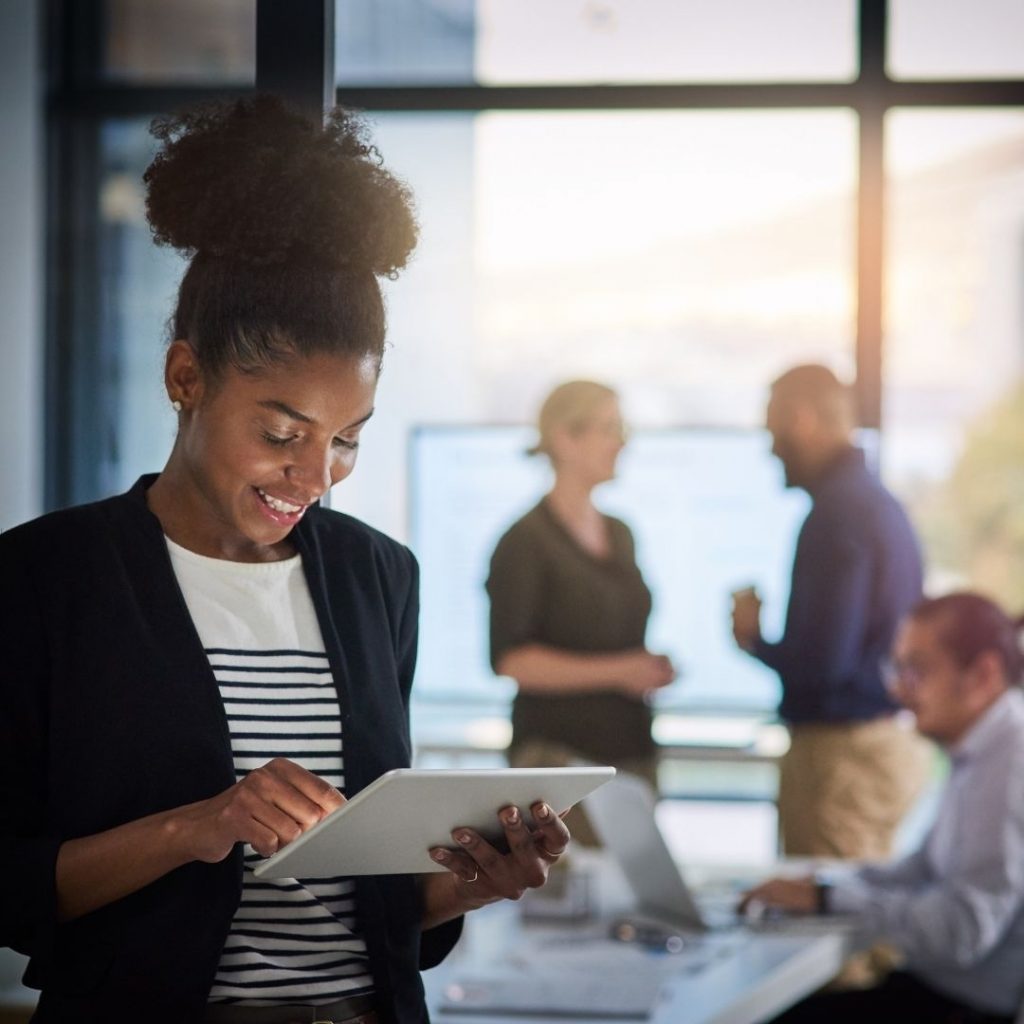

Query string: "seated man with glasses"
[[740, 592, 1024, 1023]]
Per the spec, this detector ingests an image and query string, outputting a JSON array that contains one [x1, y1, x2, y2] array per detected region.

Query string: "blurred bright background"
[[3, 0, 1024, 900]]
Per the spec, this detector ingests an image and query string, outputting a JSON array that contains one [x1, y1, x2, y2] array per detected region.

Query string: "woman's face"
[[552, 396, 627, 488], [162, 346, 378, 560]]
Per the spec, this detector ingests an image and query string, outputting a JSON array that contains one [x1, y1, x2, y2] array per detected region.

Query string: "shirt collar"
[[948, 688, 1024, 765], [806, 445, 865, 499]]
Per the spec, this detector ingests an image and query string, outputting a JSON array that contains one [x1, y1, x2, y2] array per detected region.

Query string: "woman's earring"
[[171, 399, 183, 413]]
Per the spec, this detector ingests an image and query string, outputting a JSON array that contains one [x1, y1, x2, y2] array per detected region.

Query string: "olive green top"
[[486, 500, 655, 764]]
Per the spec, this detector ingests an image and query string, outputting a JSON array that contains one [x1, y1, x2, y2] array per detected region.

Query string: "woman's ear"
[[165, 340, 203, 411], [546, 423, 578, 467]]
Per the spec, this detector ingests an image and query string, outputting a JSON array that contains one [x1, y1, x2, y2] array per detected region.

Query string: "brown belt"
[[203, 996, 377, 1024]]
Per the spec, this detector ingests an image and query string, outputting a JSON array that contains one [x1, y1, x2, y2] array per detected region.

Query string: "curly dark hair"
[[143, 95, 418, 377]]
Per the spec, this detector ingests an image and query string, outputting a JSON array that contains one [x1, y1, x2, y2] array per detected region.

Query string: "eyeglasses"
[[880, 656, 926, 694]]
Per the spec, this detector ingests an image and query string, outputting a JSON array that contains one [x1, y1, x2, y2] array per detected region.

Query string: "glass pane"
[[336, 0, 475, 85], [466, 110, 857, 426], [336, 0, 856, 85], [477, 0, 856, 85], [103, 0, 255, 83], [98, 120, 184, 495], [889, 0, 1024, 81], [883, 108, 1024, 609]]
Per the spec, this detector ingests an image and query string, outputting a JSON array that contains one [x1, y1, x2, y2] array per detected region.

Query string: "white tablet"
[[252, 766, 615, 879]]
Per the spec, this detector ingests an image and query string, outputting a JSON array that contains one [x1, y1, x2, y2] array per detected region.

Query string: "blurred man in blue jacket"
[[732, 364, 928, 859]]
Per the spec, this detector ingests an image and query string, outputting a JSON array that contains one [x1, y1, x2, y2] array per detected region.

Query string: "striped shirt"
[[166, 538, 374, 1006]]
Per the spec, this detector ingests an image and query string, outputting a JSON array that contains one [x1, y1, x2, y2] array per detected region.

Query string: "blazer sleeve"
[[396, 545, 420, 706], [419, 917, 463, 971], [0, 535, 62, 961]]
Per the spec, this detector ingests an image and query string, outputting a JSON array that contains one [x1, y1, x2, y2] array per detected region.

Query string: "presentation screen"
[[409, 425, 810, 715]]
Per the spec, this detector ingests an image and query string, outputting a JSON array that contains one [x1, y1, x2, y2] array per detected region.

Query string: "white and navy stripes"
[[212, 648, 346, 784], [164, 540, 374, 1006]]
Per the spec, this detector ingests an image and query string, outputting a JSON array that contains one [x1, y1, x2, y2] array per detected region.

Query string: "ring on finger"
[[465, 868, 479, 883]]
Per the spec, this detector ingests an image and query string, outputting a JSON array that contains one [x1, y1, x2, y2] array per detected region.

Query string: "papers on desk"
[[439, 927, 749, 1019]]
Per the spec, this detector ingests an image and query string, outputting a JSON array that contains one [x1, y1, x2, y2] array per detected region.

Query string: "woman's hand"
[[172, 757, 345, 863], [731, 588, 763, 653], [616, 649, 677, 698], [55, 758, 343, 922], [422, 801, 571, 927]]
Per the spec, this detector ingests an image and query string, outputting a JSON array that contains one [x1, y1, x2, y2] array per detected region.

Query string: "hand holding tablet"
[[252, 766, 615, 879]]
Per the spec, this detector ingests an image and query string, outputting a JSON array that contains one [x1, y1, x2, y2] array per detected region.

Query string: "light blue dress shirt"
[[829, 687, 1024, 1015]]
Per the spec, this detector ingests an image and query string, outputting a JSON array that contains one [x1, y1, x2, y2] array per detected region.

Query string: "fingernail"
[[431, 849, 449, 864], [456, 831, 473, 845], [536, 804, 551, 820], [503, 807, 519, 826]]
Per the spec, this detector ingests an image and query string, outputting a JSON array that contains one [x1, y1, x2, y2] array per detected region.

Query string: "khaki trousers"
[[778, 716, 930, 860]]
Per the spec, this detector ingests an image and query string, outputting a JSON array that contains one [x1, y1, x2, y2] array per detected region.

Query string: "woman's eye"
[[334, 437, 360, 451], [261, 432, 295, 447]]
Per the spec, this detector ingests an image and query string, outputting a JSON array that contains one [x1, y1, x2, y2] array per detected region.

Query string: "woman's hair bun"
[[144, 95, 417, 276]]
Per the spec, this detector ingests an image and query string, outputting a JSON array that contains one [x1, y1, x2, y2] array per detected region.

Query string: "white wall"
[[0, 0, 43, 531]]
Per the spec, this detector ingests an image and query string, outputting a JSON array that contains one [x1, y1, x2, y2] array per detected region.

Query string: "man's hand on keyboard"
[[737, 876, 818, 918]]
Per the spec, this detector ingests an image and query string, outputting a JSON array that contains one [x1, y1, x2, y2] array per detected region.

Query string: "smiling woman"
[[0, 96, 569, 1024], [149, 349, 379, 560]]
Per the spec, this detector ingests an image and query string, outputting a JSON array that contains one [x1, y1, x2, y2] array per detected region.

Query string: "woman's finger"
[[256, 758, 345, 818], [429, 847, 481, 884], [452, 827, 506, 881], [530, 802, 571, 858], [244, 819, 287, 859], [500, 805, 538, 863], [264, 757, 345, 813]]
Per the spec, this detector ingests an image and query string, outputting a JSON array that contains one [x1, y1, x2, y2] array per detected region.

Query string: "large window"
[[47, 3, 1024, 759]]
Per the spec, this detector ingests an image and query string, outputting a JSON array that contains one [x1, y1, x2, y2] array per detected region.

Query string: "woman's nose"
[[286, 446, 334, 499]]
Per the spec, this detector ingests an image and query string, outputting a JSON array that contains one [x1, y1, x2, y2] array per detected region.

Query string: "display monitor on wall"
[[409, 425, 811, 715]]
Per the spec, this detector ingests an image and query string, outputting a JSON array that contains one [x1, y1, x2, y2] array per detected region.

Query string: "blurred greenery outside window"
[[883, 109, 1024, 611]]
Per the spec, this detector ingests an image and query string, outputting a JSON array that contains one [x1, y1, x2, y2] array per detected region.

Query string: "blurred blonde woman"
[[486, 381, 676, 809]]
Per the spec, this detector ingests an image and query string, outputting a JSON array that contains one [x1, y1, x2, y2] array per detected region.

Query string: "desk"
[[0, 949, 33, 1018], [423, 856, 856, 1024]]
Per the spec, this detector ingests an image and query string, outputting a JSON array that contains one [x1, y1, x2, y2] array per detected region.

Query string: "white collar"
[[948, 688, 1024, 764]]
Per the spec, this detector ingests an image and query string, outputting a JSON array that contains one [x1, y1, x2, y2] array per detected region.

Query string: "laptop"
[[582, 771, 738, 932]]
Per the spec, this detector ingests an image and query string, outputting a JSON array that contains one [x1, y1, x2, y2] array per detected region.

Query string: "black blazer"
[[0, 476, 461, 1023]]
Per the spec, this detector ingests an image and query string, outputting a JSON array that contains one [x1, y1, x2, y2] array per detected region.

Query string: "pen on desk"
[[610, 919, 687, 954]]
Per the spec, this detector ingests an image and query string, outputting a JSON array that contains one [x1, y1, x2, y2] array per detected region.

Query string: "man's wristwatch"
[[814, 877, 833, 915]]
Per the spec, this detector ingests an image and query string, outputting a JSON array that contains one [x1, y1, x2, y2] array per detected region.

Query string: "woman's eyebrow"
[[257, 400, 375, 431], [258, 399, 314, 423], [345, 409, 375, 430]]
